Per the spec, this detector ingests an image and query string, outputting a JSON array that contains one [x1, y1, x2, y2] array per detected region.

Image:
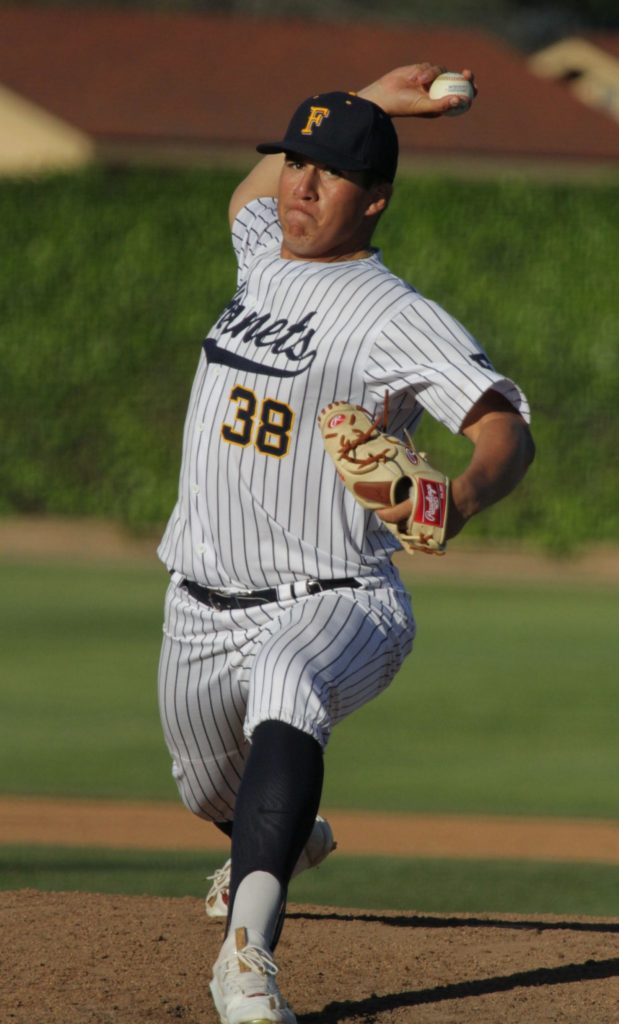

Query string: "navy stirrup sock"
[[228, 719, 324, 914]]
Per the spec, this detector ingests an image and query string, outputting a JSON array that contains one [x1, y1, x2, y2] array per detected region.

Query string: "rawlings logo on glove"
[[318, 401, 449, 556]]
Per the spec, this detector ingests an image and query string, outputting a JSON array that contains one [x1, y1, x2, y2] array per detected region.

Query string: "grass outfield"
[[2, 557, 617, 916], [326, 567, 619, 818], [0, 559, 616, 817], [2, 845, 618, 918]]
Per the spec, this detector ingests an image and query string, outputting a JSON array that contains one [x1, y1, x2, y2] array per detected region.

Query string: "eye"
[[324, 166, 343, 178]]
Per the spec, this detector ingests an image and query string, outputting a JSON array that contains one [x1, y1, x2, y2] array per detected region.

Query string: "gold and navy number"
[[221, 385, 294, 458], [256, 399, 294, 456], [221, 385, 256, 446]]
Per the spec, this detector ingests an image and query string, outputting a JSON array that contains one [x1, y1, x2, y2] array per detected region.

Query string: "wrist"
[[447, 476, 478, 539], [357, 82, 386, 111]]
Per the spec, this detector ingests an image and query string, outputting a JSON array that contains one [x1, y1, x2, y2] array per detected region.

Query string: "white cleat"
[[205, 858, 233, 918], [292, 815, 336, 875], [205, 814, 336, 918], [210, 926, 296, 1024]]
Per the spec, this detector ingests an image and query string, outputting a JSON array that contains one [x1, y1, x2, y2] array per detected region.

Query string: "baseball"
[[428, 72, 474, 116]]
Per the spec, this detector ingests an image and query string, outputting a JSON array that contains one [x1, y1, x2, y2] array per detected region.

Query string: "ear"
[[364, 182, 392, 218]]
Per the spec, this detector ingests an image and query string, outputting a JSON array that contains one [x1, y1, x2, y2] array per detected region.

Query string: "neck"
[[320, 248, 372, 263], [280, 245, 372, 263]]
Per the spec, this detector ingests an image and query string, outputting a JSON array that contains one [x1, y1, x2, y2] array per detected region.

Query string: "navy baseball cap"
[[256, 91, 399, 183]]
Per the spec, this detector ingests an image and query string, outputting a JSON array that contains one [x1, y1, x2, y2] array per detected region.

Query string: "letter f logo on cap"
[[301, 106, 331, 135]]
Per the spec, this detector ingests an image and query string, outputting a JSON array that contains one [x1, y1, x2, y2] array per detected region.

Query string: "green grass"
[[323, 571, 619, 818], [2, 557, 617, 917], [1, 168, 618, 548], [0, 559, 176, 801], [3, 845, 618, 918], [0, 558, 617, 819]]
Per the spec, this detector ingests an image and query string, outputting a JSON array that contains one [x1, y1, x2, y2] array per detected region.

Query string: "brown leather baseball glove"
[[318, 400, 449, 555]]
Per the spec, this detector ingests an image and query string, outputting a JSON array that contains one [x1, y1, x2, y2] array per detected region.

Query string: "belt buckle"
[[236, 590, 269, 606], [209, 587, 247, 611], [306, 579, 323, 596]]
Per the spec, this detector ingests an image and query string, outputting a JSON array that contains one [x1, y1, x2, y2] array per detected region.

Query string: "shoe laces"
[[220, 941, 279, 995], [206, 860, 230, 898]]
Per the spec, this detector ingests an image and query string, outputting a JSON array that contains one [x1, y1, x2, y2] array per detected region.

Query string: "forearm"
[[358, 63, 475, 118], [358, 64, 438, 113], [448, 415, 535, 538], [228, 154, 284, 226]]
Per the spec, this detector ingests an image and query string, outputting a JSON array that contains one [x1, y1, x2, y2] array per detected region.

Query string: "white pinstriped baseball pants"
[[157, 573, 414, 822]]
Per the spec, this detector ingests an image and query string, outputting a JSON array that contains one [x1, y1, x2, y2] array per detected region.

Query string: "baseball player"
[[157, 62, 534, 1024]]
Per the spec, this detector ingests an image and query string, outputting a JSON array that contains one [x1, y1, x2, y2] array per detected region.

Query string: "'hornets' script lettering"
[[203, 289, 318, 378]]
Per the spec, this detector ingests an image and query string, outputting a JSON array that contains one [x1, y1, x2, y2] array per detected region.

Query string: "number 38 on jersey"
[[221, 385, 295, 458]]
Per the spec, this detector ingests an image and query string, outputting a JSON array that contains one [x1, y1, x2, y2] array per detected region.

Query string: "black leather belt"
[[181, 576, 361, 610]]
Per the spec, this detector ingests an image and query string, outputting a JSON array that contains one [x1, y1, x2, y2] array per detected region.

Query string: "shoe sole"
[[210, 978, 296, 1024]]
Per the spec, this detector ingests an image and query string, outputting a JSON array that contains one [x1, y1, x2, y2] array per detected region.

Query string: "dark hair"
[[360, 169, 391, 190]]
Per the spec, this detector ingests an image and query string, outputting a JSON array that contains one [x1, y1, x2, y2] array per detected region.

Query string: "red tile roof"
[[584, 33, 619, 60], [1, 7, 618, 167]]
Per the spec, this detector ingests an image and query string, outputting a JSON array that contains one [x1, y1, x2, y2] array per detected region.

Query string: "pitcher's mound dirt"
[[3, 890, 618, 1024]]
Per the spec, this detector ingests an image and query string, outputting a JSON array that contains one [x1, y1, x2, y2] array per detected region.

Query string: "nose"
[[293, 164, 319, 198]]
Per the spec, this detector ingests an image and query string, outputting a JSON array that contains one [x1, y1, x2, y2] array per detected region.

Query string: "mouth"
[[286, 205, 313, 219], [283, 207, 315, 236]]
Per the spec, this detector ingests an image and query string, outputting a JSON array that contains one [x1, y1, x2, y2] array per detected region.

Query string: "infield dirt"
[[4, 795, 619, 1022], [3, 889, 619, 1024]]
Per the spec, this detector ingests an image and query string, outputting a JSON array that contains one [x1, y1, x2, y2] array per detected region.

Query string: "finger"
[[403, 63, 446, 86], [459, 69, 479, 96], [439, 93, 474, 114], [376, 499, 411, 524], [412, 94, 471, 119]]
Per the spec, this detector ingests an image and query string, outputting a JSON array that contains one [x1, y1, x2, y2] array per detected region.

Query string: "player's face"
[[278, 154, 390, 261]]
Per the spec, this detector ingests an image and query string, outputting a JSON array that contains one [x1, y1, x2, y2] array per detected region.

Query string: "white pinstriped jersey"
[[158, 198, 529, 588]]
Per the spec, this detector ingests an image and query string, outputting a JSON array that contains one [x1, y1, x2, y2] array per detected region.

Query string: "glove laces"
[[337, 392, 393, 465]]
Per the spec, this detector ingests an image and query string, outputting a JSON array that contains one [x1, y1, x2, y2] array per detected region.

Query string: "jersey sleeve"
[[230, 197, 282, 284], [364, 296, 530, 433]]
